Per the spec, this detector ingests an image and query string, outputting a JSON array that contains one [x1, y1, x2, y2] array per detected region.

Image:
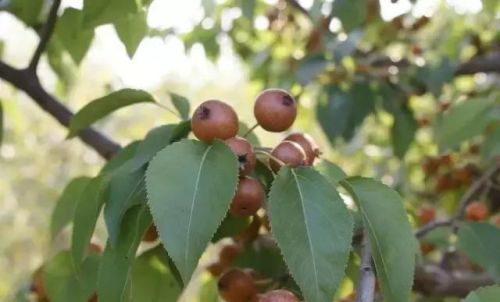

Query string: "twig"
[[28, 0, 62, 72], [356, 230, 376, 302], [415, 220, 453, 238]]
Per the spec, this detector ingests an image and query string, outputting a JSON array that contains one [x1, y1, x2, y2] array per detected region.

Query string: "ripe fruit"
[[225, 136, 256, 175], [465, 201, 489, 221], [207, 262, 226, 277], [219, 242, 243, 266], [283, 133, 320, 165], [254, 89, 297, 132], [143, 224, 159, 242], [418, 117, 430, 127], [420, 242, 435, 255], [452, 166, 472, 186], [218, 268, 257, 302], [192, 100, 239, 143], [259, 290, 299, 302], [439, 154, 453, 166], [417, 205, 436, 225], [269, 141, 306, 173], [230, 177, 264, 217], [422, 157, 439, 175]]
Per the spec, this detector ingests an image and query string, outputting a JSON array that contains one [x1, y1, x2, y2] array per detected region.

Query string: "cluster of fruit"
[[191, 88, 320, 218], [421, 154, 476, 192]]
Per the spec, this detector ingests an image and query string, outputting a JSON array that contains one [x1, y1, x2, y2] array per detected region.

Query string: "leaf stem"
[[155, 102, 182, 119], [255, 149, 285, 167], [243, 123, 259, 138]]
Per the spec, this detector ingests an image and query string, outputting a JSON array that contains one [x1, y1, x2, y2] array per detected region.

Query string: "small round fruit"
[[219, 242, 243, 266], [254, 89, 297, 132], [230, 177, 264, 217], [218, 268, 257, 302], [259, 290, 299, 302], [207, 262, 226, 277], [417, 205, 436, 225], [465, 201, 489, 221], [283, 133, 320, 165], [225, 136, 256, 175], [192, 100, 239, 143], [269, 141, 306, 173], [420, 242, 435, 255], [142, 224, 159, 242]]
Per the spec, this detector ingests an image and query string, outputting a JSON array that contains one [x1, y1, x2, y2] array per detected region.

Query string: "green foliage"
[[114, 11, 148, 58], [6, 0, 43, 26], [212, 214, 251, 243], [50, 176, 92, 239], [481, 126, 500, 161], [55, 8, 94, 65], [0, 100, 3, 147], [457, 222, 500, 281], [440, 99, 493, 149], [169, 93, 191, 120], [462, 285, 500, 302], [145, 139, 238, 283], [68, 89, 156, 138], [392, 105, 418, 158], [316, 160, 347, 186], [97, 205, 151, 302], [83, 0, 139, 28], [342, 177, 416, 302], [43, 251, 100, 302], [331, 0, 367, 32], [130, 246, 182, 302], [268, 166, 353, 302]]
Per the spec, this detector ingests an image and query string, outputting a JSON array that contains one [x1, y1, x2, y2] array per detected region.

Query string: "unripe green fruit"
[[192, 100, 239, 143], [254, 89, 297, 132]]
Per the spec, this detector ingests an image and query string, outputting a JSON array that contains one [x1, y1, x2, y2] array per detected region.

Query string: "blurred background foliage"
[[0, 0, 499, 301]]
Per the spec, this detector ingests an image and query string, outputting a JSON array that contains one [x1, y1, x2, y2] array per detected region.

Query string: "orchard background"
[[0, 0, 499, 301]]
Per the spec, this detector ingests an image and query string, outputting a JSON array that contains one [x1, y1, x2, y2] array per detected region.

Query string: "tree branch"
[[29, 0, 62, 72], [356, 230, 376, 302], [455, 52, 500, 75], [0, 61, 120, 160], [414, 263, 494, 297]]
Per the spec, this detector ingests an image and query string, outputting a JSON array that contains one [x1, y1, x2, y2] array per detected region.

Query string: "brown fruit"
[[418, 117, 430, 127], [254, 89, 297, 132], [420, 242, 435, 255], [452, 167, 472, 186], [88, 293, 98, 302], [435, 174, 455, 192], [439, 154, 453, 166], [226, 136, 256, 175], [31, 268, 47, 300], [422, 157, 439, 175], [283, 133, 320, 165], [230, 177, 264, 217], [465, 202, 489, 221], [218, 268, 257, 302], [192, 100, 239, 143], [219, 242, 243, 267], [142, 224, 159, 242], [259, 290, 299, 302], [269, 141, 306, 173], [417, 205, 436, 225], [88, 242, 103, 253], [207, 262, 226, 277]]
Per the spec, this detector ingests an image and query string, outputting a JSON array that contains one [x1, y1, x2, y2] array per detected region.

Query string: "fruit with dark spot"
[[218, 268, 257, 302], [269, 141, 306, 173], [192, 100, 239, 143], [225, 136, 256, 175], [259, 289, 299, 302], [417, 204, 436, 225], [142, 224, 159, 242], [230, 177, 264, 217], [254, 89, 297, 132], [465, 201, 489, 221], [283, 132, 320, 165]]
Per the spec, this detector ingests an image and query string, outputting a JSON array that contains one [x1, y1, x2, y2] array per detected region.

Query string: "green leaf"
[[317, 87, 351, 143], [6, 0, 43, 26], [131, 246, 182, 302], [212, 214, 251, 243], [198, 276, 219, 302], [331, 0, 367, 32], [130, 122, 191, 171], [104, 163, 146, 245], [238, 122, 260, 145], [0, 101, 3, 146], [315, 160, 347, 186], [457, 222, 500, 281], [71, 176, 107, 265], [55, 8, 94, 64], [241, 0, 256, 20], [462, 285, 500, 302], [101, 141, 140, 174], [44, 251, 100, 302], [68, 89, 156, 138], [51, 176, 92, 239], [145, 139, 239, 283], [392, 106, 418, 158], [114, 11, 148, 58], [481, 126, 500, 161], [341, 177, 416, 302], [83, 0, 139, 28], [169, 93, 191, 120], [296, 55, 328, 86], [97, 205, 152, 302], [440, 99, 492, 149], [268, 166, 353, 302]]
